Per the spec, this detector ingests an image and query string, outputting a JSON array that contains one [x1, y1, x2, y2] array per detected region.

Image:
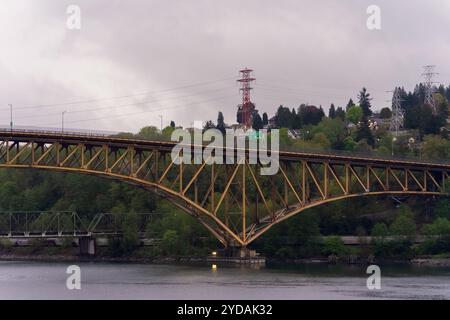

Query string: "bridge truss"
[[0, 211, 158, 238], [1, 130, 449, 247]]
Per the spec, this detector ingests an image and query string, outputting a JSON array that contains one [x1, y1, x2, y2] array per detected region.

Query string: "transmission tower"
[[422, 65, 438, 114], [389, 88, 404, 136], [237, 68, 256, 128]]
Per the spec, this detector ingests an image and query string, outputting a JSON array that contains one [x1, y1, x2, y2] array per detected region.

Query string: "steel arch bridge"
[[1, 129, 449, 248]]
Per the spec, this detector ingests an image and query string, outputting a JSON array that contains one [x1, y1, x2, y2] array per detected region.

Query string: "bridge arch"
[[1, 130, 449, 247]]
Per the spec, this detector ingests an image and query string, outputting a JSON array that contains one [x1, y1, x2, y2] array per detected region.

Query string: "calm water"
[[0, 261, 449, 300]]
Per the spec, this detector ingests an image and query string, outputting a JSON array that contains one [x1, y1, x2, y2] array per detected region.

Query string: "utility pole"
[[62, 111, 67, 133], [158, 115, 163, 132], [422, 65, 438, 114], [8, 104, 12, 131]]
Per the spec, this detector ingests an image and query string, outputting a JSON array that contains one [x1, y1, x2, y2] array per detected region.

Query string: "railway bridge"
[[1, 129, 449, 249]]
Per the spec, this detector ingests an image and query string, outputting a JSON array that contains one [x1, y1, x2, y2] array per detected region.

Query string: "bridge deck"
[[1, 129, 449, 170]]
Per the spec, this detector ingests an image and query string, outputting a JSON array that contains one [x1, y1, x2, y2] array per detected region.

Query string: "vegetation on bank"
[[1, 85, 450, 261]]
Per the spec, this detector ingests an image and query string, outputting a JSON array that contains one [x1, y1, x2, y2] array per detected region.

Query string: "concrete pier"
[[79, 237, 96, 256], [207, 248, 266, 266]]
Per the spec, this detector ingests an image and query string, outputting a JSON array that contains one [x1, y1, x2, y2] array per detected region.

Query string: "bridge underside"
[[1, 131, 449, 248]]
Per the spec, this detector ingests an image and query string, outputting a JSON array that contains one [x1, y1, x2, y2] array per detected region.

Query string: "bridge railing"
[[0, 211, 164, 238], [1, 127, 450, 166]]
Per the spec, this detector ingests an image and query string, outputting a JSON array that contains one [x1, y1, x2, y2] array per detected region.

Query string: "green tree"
[[328, 103, 336, 118], [275, 105, 293, 128], [252, 112, 264, 130], [358, 87, 373, 117], [313, 118, 346, 149], [356, 119, 375, 147], [321, 236, 348, 256], [371, 222, 389, 237], [262, 112, 269, 126], [137, 126, 160, 140], [390, 210, 416, 236], [379, 107, 392, 119], [335, 107, 346, 121], [422, 135, 450, 160], [346, 98, 355, 112], [216, 111, 226, 134], [422, 218, 450, 236], [346, 105, 363, 125], [343, 136, 357, 151]]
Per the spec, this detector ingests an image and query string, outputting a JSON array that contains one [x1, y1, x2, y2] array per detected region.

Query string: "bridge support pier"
[[207, 247, 265, 266], [79, 237, 96, 256]]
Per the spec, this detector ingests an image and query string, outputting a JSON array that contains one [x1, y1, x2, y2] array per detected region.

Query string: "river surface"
[[0, 261, 449, 299]]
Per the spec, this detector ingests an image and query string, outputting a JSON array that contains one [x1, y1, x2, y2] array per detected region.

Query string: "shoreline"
[[2, 252, 450, 267]]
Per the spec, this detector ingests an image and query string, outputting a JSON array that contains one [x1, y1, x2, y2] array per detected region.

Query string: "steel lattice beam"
[[1, 130, 450, 247]]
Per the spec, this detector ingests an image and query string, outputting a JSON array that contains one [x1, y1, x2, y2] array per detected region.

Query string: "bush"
[[389, 210, 416, 236], [417, 237, 450, 255], [373, 240, 414, 259], [422, 218, 450, 236], [321, 236, 348, 256], [160, 229, 181, 255], [371, 222, 389, 237]]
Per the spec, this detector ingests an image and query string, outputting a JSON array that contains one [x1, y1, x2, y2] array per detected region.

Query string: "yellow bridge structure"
[[1, 129, 450, 248]]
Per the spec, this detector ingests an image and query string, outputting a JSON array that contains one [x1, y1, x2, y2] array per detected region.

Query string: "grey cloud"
[[0, 0, 449, 132]]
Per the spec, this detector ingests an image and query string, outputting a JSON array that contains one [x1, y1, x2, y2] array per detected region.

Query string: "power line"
[[14, 86, 236, 120], [38, 95, 235, 127], [3, 76, 236, 111]]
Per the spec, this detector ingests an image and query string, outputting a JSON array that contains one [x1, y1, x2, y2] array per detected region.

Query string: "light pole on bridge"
[[158, 115, 163, 132], [9, 104, 12, 132], [62, 111, 67, 133]]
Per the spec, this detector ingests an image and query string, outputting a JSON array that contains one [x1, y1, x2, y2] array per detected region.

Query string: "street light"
[[62, 111, 67, 133], [8, 104, 12, 131], [391, 136, 397, 156]]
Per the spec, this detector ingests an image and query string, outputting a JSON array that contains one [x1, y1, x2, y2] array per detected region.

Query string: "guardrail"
[[1, 127, 450, 166]]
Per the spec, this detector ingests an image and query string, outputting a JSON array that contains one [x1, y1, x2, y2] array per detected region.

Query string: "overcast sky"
[[0, 0, 449, 133]]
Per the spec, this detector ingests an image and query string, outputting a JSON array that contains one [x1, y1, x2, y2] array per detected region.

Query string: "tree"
[[170, 121, 176, 128], [422, 135, 450, 160], [358, 87, 373, 117], [379, 107, 392, 119], [162, 125, 175, 137], [321, 236, 348, 256], [346, 98, 355, 112], [216, 111, 226, 134], [137, 126, 160, 140], [346, 105, 363, 124], [371, 223, 389, 237], [275, 105, 294, 128], [252, 112, 263, 130], [328, 103, 336, 118], [203, 120, 215, 131], [298, 104, 324, 126], [262, 112, 269, 126], [335, 107, 346, 121], [356, 118, 375, 147], [313, 118, 346, 149], [422, 218, 450, 236], [390, 210, 416, 236]]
